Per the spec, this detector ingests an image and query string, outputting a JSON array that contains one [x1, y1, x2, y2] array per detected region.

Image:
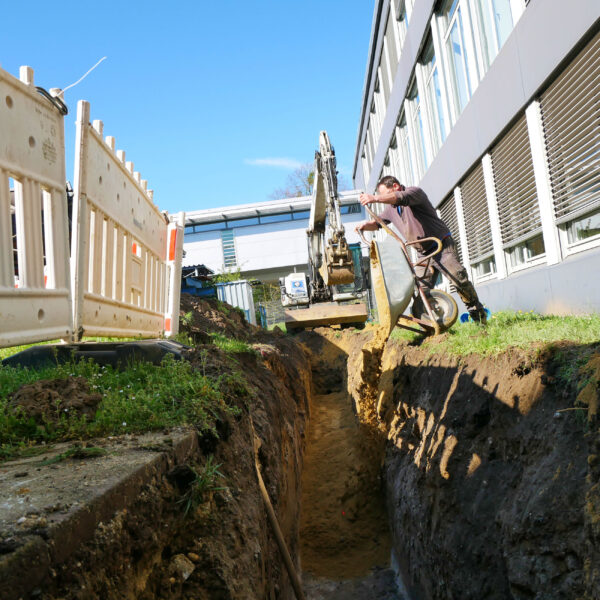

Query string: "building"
[[354, 0, 600, 314], [183, 191, 366, 284]]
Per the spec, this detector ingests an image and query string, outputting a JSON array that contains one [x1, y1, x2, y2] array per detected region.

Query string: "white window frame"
[[417, 37, 450, 159], [557, 210, 600, 257], [396, 112, 416, 186], [437, 0, 480, 123], [392, 0, 409, 51], [405, 82, 428, 178]]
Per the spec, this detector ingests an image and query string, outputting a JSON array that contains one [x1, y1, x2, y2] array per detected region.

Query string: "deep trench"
[[295, 327, 599, 600], [4, 314, 597, 600], [298, 334, 404, 600]]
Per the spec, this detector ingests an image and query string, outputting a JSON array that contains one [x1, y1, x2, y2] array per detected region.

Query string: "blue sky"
[[2, 1, 374, 214]]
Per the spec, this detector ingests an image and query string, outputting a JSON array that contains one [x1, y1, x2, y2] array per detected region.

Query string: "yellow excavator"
[[280, 131, 458, 335], [280, 131, 369, 330]]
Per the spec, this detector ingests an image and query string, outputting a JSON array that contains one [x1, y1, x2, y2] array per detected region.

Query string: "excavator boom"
[[281, 131, 368, 330]]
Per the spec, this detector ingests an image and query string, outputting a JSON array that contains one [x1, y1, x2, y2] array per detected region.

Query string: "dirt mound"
[[179, 293, 255, 342], [5, 299, 313, 600], [9, 377, 102, 425]]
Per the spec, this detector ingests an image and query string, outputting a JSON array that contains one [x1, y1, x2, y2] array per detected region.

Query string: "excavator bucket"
[[319, 234, 356, 286], [284, 302, 368, 330], [370, 237, 415, 335], [319, 263, 355, 286]]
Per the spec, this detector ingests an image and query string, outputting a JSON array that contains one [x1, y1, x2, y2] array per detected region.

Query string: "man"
[[356, 175, 487, 323]]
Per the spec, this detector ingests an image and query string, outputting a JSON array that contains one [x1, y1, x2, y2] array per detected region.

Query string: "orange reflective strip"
[[165, 317, 172, 332], [132, 242, 137, 255], [168, 229, 177, 262]]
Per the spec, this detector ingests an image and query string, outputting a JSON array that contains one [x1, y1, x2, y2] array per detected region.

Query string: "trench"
[[297, 331, 404, 600], [2, 301, 598, 600]]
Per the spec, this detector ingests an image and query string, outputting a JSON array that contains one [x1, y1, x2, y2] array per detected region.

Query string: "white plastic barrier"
[[71, 100, 184, 339], [0, 66, 72, 347]]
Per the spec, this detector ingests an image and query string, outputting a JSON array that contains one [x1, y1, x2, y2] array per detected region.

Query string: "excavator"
[[279, 131, 369, 330], [280, 130, 459, 335]]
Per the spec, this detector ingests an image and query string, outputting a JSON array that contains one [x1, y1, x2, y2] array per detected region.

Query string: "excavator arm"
[[307, 131, 355, 303], [280, 131, 368, 330]]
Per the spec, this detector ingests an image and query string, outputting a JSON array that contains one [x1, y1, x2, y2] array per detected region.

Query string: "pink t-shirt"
[[378, 186, 450, 253]]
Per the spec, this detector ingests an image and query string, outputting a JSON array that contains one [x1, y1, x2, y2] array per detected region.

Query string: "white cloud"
[[244, 157, 303, 169]]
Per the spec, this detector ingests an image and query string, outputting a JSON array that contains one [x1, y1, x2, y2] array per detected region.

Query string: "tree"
[[270, 163, 315, 199], [270, 164, 351, 200]]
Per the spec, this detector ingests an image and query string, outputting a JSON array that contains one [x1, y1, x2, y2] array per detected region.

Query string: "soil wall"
[[303, 328, 600, 600], [1, 297, 313, 600]]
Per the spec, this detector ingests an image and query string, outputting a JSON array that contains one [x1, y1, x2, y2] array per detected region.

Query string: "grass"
[[389, 310, 600, 356], [0, 355, 240, 460], [267, 322, 287, 333], [40, 445, 108, 466], [209, 332, 256, 354], [178, 456, 226, 516]]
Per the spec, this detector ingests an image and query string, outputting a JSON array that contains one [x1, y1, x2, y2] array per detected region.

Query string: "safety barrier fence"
[[0, 65, 184, 348]]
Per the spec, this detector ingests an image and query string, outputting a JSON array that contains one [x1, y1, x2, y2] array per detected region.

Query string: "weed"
[[209, 333, 256, 355], [181, 311, 194, 327], [40, 445, 107, 466], [178, 456, 226, 516]]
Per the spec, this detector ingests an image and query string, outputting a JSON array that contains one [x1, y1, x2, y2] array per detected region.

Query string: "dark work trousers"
[[414, 236, 482, 312]]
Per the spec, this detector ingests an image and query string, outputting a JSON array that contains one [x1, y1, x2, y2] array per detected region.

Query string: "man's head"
[[377, 175, 405, 196]]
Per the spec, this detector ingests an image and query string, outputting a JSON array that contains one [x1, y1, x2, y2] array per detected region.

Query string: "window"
[[259, 213, 292, 224], [231, 217, 259, 227], [474, 0, 514, 70], [439, 0, 475, 117], [540, 30, 600, 243], [361, 149, 369, 187], [438, 193, 463, 262], [406, 82, 428, 175], [292, 210, 310, 220], [341, 204, 361, 215], [491, 114, 544, 269], [420, 38, 447, 153], [460, 163, 496, 277], [507, 234, 545, 268], [384, 10, 400, 86], [396, 113, 416, 186], [380, 45, 392, 106], [394, 0, 409, 46], [221, 230, 237, 268], [566, 208, 600, 245]]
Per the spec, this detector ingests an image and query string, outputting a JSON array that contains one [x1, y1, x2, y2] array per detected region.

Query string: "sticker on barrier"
[[0, 66, 72, 347]]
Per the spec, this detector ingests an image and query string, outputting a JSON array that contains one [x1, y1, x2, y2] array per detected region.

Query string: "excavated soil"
[[3, 299, 599, 600], [307, 326, 600, 600], [9, 377, 102, 425], [0, 296, 312, 600]]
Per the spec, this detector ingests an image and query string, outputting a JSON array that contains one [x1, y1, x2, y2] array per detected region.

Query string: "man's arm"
[[360, 187, 417, 208], [359, 191, 397, 206], [355, 220, 381, 233]]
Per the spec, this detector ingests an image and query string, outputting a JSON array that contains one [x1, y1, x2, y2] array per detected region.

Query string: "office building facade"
[[354, 0, 600, 314]]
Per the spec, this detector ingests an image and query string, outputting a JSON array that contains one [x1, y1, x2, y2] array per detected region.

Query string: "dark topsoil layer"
[[0, 295, 312, 600], [298, 327, 600, 600]]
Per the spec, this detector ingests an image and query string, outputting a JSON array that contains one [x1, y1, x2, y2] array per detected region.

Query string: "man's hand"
[[359, 193, 376, 206], [354, 224, 364, 234]]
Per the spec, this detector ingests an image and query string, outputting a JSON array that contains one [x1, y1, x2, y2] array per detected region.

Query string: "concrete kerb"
[[0, 428, 198, 600]]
